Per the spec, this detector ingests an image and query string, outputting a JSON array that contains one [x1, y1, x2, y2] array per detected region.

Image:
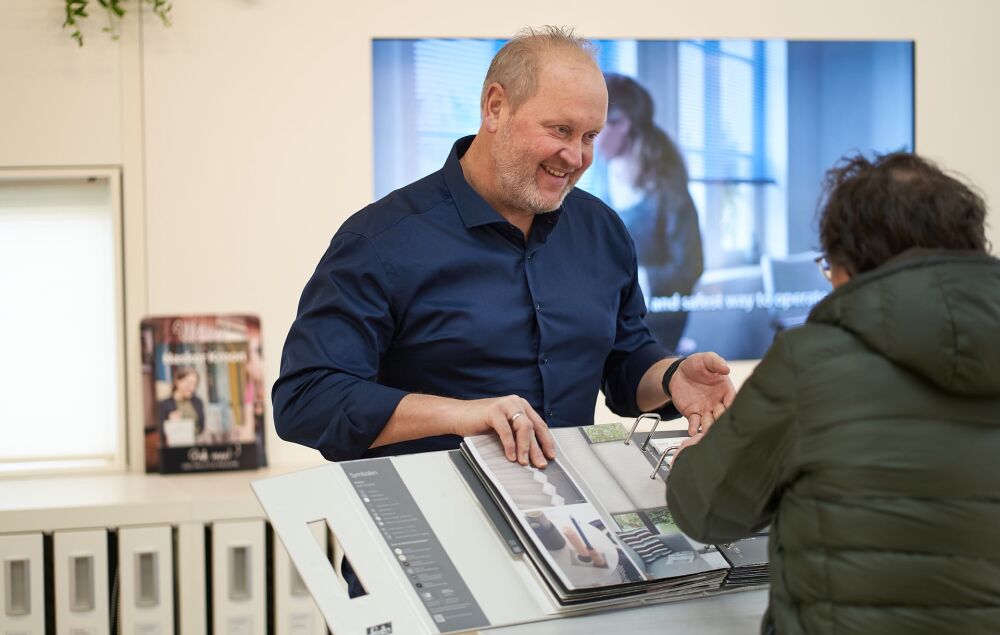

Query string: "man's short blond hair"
[[481, 26, 598, 114]]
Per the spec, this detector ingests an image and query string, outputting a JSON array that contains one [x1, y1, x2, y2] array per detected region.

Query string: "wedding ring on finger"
[[509, 412, 524, 425]]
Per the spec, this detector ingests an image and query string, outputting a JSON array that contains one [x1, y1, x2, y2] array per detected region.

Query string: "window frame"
[[0, 166, 128, 477]]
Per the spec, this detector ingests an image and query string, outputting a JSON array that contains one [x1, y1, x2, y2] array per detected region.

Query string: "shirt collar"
[[443, 135, 563, 230]]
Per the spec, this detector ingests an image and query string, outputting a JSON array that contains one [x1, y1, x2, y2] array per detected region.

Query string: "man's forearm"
[[370, 393, 463, 449], [636, 356, 678, 412], [371, 392, 556, 468]]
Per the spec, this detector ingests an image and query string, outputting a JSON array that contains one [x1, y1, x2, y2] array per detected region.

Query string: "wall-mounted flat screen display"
[[373, 39, 914, 360]]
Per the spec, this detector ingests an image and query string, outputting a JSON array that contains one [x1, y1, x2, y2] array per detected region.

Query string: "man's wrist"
[[661, 356, 687, 399]]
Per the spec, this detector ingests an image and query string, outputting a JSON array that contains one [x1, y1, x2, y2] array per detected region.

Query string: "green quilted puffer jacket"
[[667, 250, 1000, 634]]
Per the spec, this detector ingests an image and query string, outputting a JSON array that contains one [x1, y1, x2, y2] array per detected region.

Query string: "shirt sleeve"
[[272, 231, 408, 461], [601, 245, 679, 420], [665, 333, 798, 544]]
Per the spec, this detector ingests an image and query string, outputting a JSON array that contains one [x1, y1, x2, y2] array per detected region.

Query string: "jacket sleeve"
[[666, 333, 798, 544], [271, 232, 408, 462]]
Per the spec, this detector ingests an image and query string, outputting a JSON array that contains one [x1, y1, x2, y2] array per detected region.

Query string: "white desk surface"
[[254, 442, 768, 635], [484, 589, 767, 634]]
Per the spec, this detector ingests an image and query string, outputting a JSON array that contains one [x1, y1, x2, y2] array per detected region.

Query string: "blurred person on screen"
[[667, 152, 1000, 634], [599, 73, 704, 351]]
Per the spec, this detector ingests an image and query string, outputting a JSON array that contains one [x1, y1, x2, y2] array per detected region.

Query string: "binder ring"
[[624, 413, 662, 450], [650, 446, 678, 479]]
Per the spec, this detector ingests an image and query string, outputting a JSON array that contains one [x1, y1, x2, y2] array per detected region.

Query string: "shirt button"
[[527, 253, 533, 260], [540, 355, 548, 365], [535, 303, 542, 312], [547, 410, 554, 418]]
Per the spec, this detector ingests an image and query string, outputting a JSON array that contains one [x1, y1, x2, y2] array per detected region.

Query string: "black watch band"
[[661, 356, 687, 399]]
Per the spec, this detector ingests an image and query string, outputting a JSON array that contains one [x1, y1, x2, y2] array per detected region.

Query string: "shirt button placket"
[[526, 246, 548, 420]]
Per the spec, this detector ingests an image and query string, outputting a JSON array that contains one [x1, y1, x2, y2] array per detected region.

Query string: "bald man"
[[274, 26, 734, 470]]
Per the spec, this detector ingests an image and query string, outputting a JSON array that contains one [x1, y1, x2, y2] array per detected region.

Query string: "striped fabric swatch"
[[617, 528, 671, 564]]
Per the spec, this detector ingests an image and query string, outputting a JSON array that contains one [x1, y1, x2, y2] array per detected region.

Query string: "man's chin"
[[526, 196, 564, 215], [501, 182, 572, 215], [535, 187, 572, 213]]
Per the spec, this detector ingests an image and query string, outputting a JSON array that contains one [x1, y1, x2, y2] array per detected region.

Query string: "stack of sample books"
[[458, 422, 768, 607], [717, 532, 770, 588]]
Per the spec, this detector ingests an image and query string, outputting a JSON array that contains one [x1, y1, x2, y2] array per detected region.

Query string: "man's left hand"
[[669, 352, 735, 436]]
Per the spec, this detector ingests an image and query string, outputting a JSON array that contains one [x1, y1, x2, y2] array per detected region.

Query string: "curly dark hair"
[[819, 152, 989, 275]]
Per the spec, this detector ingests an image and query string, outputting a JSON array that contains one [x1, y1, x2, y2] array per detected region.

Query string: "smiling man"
[[273, 26, 733, 472]]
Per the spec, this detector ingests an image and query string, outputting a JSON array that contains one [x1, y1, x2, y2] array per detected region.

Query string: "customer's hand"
[[669, 352, 736, 435], [669, 432, 705, 465]]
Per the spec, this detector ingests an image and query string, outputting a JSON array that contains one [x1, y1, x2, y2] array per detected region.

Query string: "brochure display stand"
[[252, 425, 768, 635]]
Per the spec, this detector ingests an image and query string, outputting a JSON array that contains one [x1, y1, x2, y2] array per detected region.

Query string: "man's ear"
[[482, 82, 506, 134]]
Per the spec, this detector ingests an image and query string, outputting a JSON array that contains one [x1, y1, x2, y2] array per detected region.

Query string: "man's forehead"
[[531, 59, 607, 115], [533, 56, 604, 94], [536, 48, 602, 80]]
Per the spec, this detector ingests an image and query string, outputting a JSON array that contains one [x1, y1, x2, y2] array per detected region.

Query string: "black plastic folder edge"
[[452, 446, 650, 606], [448, 449, 525, 556]]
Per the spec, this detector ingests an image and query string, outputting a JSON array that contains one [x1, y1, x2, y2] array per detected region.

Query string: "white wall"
[[0, 3, 122, 167], [3, 0, 999, 468]]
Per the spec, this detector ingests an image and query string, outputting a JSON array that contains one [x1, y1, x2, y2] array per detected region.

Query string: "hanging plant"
[[63, 0, 172, 47]]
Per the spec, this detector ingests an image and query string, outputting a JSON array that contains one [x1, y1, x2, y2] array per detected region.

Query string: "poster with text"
[[141, 315, 267, 473]]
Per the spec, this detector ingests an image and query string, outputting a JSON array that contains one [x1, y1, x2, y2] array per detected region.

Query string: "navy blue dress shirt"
[[273, 136, 675, 462]]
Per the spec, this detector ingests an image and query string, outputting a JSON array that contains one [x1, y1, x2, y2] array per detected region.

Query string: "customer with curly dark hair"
[[666, 151, 1000, 634], [820, 152, 988, 277]]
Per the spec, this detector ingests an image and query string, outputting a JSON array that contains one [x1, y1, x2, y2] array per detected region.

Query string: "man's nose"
[[560, 140, 585, 170]]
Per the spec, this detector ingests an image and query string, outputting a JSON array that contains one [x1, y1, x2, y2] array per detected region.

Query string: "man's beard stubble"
[[491, 122, 577, 216]]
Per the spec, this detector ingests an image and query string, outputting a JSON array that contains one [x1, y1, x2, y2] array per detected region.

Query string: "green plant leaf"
[[66, 0, 172, 47]]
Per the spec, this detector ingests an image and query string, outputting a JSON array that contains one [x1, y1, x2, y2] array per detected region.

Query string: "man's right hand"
[[374, 393, 556, 468], [449, 396, 556, 469]]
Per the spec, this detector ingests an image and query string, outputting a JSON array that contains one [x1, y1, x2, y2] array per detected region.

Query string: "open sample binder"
[[253, 419, 768, 635], [459, 420, 768, 606]]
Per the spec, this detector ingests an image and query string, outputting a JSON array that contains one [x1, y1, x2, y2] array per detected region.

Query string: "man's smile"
[[541, 164, 570, 178]]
